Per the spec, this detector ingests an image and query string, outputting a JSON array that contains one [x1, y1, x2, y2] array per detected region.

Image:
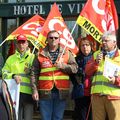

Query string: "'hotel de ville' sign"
[[0, 1, 84, 17]]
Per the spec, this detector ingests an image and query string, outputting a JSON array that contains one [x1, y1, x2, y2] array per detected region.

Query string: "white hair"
[[102, 31, 117, 41]]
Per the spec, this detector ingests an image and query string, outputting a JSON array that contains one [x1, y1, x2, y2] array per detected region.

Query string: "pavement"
[[33, 110, 73, 120]]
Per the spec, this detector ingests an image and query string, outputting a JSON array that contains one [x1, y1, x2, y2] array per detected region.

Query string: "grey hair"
[[102, 31, 117, 41]]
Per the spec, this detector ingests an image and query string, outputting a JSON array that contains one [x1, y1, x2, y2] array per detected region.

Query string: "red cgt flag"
[[38, 3, 78, 55], [76, 0, 119, 43], [5, 14, 45, 49]]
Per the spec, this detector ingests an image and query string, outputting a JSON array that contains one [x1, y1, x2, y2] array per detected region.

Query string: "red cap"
[[16, 34, 27, 41]]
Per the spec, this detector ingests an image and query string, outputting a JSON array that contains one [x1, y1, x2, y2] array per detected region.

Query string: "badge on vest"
[[42, 61, 51, 68]]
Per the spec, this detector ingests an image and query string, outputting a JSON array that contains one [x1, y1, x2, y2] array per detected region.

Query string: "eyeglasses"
[[48, 37, 59, 40], [102, 40, 111, 43]]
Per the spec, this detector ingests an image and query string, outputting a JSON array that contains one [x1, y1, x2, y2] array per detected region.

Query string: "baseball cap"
[[16, 34, 27, 41]]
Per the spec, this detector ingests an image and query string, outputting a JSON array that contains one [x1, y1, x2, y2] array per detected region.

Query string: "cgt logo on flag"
[[38, 3, 79, 55], [5, 14, 45, 49], [77, 0, 119, 43]]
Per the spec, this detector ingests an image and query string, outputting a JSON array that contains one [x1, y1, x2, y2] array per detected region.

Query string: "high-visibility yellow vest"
[[91, 50, 120, 96], [2, 49, 34, 94]]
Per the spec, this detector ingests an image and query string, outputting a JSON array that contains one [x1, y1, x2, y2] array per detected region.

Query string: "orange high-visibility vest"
[[37, 51, 70, 90]]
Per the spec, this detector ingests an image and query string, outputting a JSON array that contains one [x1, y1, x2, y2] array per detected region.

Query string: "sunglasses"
[[48, 37, 59, 40]]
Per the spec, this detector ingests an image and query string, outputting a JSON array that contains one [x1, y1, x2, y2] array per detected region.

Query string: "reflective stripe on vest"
[[91, 50, 120, 96], [39, 66, 70, 90], [20, 75, 32, 94], [41, 67, 59, 73], [19, 73, 29, 77], [38, 50, 70, 90], [2, 50, 34, 95], [21, 82, 31, 87], [39, 76, 69, 80], [92, 81, 120, 89]]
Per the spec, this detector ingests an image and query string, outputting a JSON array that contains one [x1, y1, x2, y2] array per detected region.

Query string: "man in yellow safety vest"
[[85, 31, 120, 120], [2, 34, 35, 120]]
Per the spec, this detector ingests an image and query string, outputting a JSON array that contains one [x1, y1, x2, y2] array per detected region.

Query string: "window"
[[5, 19, 17, 58]]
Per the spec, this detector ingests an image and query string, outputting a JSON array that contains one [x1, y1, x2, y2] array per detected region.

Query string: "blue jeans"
[[39, 90, 66, 120]]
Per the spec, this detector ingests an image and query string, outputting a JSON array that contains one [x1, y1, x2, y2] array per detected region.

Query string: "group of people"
[[0, 30, 120, 120]]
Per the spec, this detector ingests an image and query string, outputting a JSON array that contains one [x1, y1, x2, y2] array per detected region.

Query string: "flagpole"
[[32, 46, 36, 55], [59, 22, 77, 62], [0, 39, 7, 47], [29, 41, 40, 66], [71, 22, 77, 35], [28, 44, 37, 67]]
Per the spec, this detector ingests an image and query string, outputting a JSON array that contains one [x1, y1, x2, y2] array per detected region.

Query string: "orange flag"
[[38, 3, 78, 54], [76, 0, 119, 43], [5, 14, 45, 49]]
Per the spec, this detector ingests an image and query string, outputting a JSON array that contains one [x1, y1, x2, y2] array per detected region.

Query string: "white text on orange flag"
[[5, 14, 45, 49], [38, 3, 78, 55]]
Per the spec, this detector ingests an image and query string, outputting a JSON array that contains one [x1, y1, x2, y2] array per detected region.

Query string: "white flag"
[[5, 79, 20, 120]]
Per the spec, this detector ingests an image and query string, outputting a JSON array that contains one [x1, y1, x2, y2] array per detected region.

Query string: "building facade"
[[0, 0, 120, 59]]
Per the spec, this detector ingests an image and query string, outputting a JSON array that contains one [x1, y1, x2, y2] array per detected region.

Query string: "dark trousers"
[[18, 93, 34, 120], [0, 96, 9, 120], [72, 96, 92, 120]]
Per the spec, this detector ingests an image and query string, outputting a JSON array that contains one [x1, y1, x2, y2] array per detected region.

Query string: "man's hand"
[[108, 76, 116, 84], [56, 61, 63, 69], [32, 91, 39, 101], [56, 58, 66, 69], [96, 52, 104, 64], [14, 75, 22, 84]]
